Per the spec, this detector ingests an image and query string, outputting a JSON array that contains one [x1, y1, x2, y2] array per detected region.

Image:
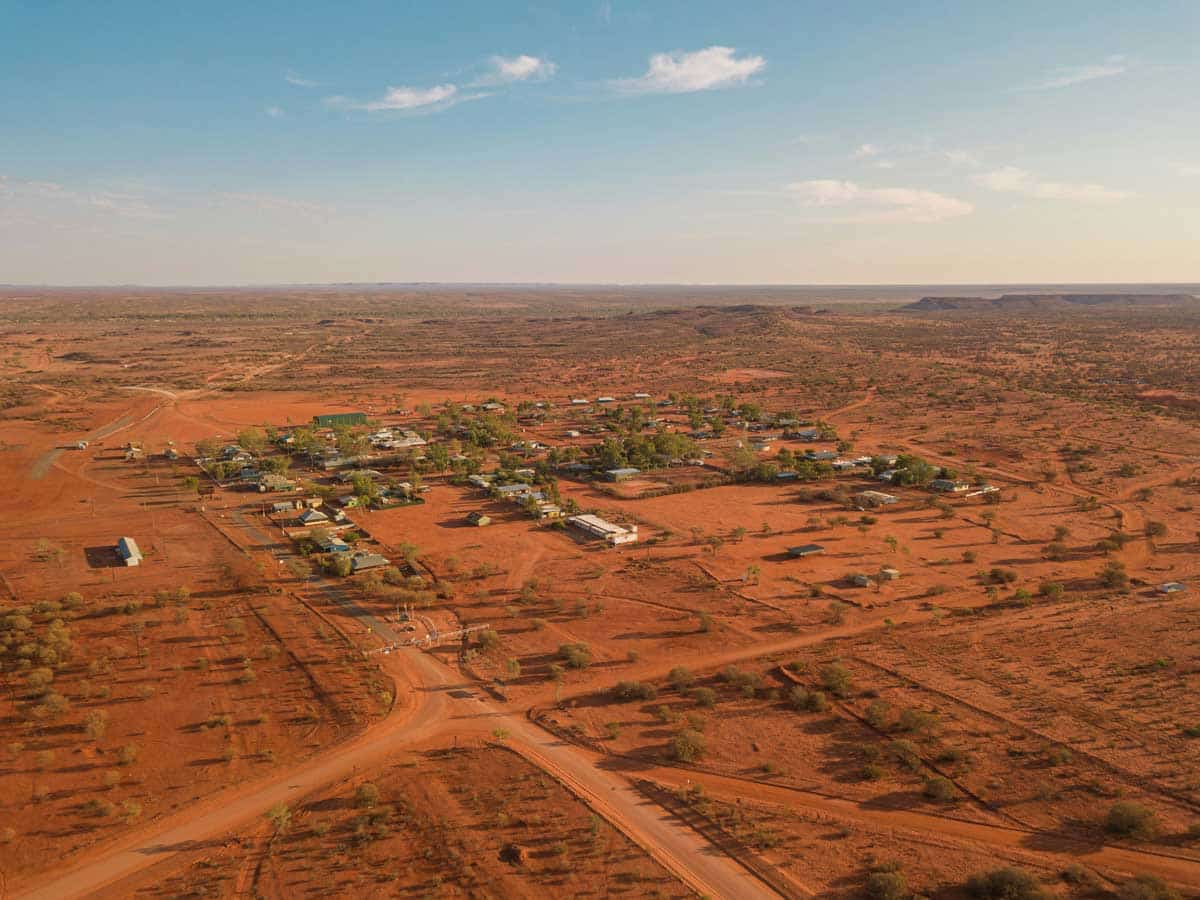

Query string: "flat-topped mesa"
[[901, 293, 1199, 312]]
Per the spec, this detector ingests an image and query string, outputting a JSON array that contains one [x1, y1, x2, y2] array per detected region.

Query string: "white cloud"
[[285, 70, 318, 88], [1029, 55, 1127, 90], [476, 54, 557, 85], [1179, 165, 1200, 177], [265, 105, 284, 118], [786, 179, 973, 223], [598, 0, 612, 24], [974, 166, 1133, 202], [874, 160, 896, 170], [612, 46, 765, 94], [852, 143, 881, 159], [330, 83, 485, 113]]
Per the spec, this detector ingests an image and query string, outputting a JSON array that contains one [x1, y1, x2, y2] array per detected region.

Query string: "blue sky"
[[1, 0, 1197, 284]]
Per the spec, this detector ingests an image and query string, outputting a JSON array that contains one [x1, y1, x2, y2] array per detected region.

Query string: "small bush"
[[923, 776, 957, 802], [966, 867, 1049, 900], [691, 687, 716, 708], [558, 643, 592, 670], [865, 870, 908, 900], [670, 728, 706, 763], [613, 680, 658, 702], [1106, 801, 1158, 840], [667, 667, 695, 691], [1118, 875, 1180, 900], [355, 782, 380, 808], [820, 663, 852, 697]]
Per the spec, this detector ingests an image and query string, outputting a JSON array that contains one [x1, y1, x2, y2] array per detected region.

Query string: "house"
[[493, 483, 533, 497], [296, 508, 329, 526], [317, 536, 350, 554], [605, 467, 641, 482], [854, 490, 898, 507], [468, 474, 495, 489], [565, 430, 582, 438], [481, 402, 506, 412], [930, 479, 971, 493], [633, 392, 652, 400], [1157, 582, 1187, 594], [256, 474, 295, 493], [566, 514, 638, 545], [336, 468, 383, 483], [878, 469, 899, 483], [271, 500, 300, 514], [350, 552, 390, 573], [849, 573, 872, 587], [116, 537, 142, 567], [532, 502, 562, 519], [73, 440, 89, 450], [570, 398, 589, 406], [787, 544, 825, 558], [596, 396, 615, 404], [879, 567, 901, 581], [785, 428, 821, 441], [312, 412, 367, 427], [466, 511, 492, 527], [806, 450, 837, 461]]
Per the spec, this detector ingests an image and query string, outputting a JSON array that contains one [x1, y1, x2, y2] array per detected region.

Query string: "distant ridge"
[[901, 293, 1199, 312]]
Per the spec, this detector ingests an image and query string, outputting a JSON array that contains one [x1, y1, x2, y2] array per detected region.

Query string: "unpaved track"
[[645, 767, 1200, 888]]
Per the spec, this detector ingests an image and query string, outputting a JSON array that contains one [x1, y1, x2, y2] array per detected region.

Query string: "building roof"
[[297, 508, 329, 523], [787, 544, 825, 557], [117, 536, 142, 563], [350, 552, 390, 572]]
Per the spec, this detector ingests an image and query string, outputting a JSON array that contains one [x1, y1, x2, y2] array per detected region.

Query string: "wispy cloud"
[[851, 143, 881, 159], [0, 177, 166, 220], [328, 83, 486, 113], [974, 166, 1133, 202], [612, 46, 765, 94], [285, 70, 318, 88], [598, 0, 612, 24], [1178, 165, 1200, 177], [1027, 55, 1128, 90], [472, 54, 557, 86], [265, 105, 285, 118], [786, 179, 973, 223]]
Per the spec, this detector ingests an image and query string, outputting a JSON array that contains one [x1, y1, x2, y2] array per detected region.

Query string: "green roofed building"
[[313, 412, 367, 428]]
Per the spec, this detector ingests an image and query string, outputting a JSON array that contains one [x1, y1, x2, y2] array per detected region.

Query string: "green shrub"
[[865, 870, 908, 900], [966, 867, 1049, 900], [923, 776, 957, 802], [819, 663, 852, 697], [670, 728, 706, 763], [668, 667, 695, 691], [1118, 875, 1181, 900], [613, 680, 658, 702], [558, 643, 592, 670], [1106, 801, 1158, 839]]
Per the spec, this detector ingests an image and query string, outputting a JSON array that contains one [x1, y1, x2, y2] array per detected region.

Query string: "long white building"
[[566, 514, 638, 545]]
